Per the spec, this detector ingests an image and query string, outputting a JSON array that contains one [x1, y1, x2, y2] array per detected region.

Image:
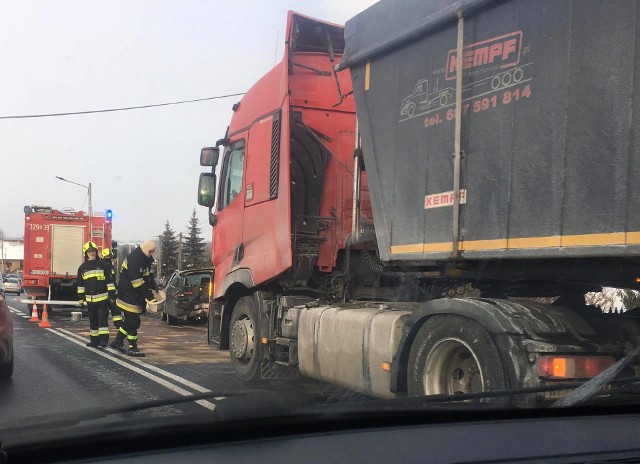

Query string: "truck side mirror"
[[198, 173, 217, 208], [200, 147, 219, 167]]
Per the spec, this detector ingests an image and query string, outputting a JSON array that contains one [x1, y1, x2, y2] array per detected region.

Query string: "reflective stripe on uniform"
[[112, 316, 123, 322], [116, 298, 143, 313], [131, 278, 144, 288], [121, 259, 128, 270], [86, 293, 109, 302], [90, 330, 99, 336], [119, 326, 128, 336], [142, 270, 151, 277], [98, 327, 110, 335], [107, 283, 116, 291], [83, 269, 106, 280], [77, 287, 86, 294], [127, 334, 138, 341]]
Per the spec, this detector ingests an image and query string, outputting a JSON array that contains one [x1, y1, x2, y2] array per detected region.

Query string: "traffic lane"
[[55, 309, 367, 399], [47, 310, 360, 403], [45, 307, 228, 365], [0, 307, 100, 420], [8, 295, 370, 408], [1, 300, 216, 424], [10, 295, 221, 365]]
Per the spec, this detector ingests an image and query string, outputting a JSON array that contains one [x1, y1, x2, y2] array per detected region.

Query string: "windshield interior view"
[[2, 1, 640, 463]]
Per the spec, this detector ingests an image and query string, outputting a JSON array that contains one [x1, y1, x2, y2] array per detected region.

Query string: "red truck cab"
[[200, 12, 372, 302]]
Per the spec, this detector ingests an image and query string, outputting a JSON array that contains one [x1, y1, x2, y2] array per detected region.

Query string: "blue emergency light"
[[106, 209, 113, 220]]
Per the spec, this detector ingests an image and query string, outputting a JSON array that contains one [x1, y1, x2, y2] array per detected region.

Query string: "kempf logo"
[[425, 190, 467, 209], [445, 31, 522, 80]]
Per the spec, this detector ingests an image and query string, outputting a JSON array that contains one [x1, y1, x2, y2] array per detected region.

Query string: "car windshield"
[[2, 0, 640, 462]]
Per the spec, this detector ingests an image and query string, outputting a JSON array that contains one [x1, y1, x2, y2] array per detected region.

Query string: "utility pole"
[[178, 233, 183, 271], [88, 182, 92, 233]]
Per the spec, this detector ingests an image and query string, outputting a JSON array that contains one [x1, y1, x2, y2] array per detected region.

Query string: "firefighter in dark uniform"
[[110, 240, 159, 357], [77, 241, 115, 347], [101, 248, 123, 330]]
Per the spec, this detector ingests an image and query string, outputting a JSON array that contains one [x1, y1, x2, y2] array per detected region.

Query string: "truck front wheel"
[[407, 315, 507, 400], [229, 296, 262, 382]]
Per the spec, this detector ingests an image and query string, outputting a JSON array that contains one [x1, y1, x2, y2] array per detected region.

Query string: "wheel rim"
[[423, 338, 483, 396], [230, 314, 256, 363]]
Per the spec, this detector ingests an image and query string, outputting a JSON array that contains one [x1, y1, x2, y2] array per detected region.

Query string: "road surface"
[[0, 294, 364, 427]]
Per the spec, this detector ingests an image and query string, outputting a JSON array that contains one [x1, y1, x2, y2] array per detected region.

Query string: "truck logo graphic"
[[399, 30, 531, 123], [400, 78, 454, 119], [445, 31, 522, 80]]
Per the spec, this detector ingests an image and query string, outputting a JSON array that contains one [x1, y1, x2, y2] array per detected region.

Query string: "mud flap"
[[260, 360, 300, 380]]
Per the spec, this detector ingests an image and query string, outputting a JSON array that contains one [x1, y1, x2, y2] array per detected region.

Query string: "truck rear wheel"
[[229, 296, 262, 382], [407, 315, 507, 400]]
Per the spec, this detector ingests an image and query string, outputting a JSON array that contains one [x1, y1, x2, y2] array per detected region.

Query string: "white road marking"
[[56, 328, 225, 400], [9, 307, 31, 319], [8, 305, 219, 410]]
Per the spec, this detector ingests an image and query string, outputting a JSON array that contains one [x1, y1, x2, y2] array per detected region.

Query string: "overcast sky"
[[0, 0, 376, 242]]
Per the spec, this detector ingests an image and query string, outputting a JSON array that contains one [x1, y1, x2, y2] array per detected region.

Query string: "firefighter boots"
[[109, 332, 126, 353], [127, 341, 145, 357]]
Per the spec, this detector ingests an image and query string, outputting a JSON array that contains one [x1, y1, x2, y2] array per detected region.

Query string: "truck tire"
[[407, 315, 507, 400], [229, 296, 262, 382]]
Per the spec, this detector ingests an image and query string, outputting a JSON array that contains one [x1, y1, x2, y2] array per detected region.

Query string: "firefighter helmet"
[[101, 248, 112, 259], [83, 241, 98, 254]]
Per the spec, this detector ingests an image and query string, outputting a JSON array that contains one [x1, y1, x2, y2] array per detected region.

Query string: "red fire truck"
[[21, 206, 114, 315]]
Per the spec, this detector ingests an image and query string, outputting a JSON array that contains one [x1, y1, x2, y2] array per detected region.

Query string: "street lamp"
[[55, 176, 92, 227]]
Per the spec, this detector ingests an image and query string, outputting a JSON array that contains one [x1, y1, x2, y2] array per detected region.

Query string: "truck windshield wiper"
[[313, 382, 640, 423], [0, 391, 247, 434]]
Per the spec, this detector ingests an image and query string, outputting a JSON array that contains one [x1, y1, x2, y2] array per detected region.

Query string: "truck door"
[[212, 140, 246, 277], [51, 225, 84, 276], [241, 110, 291, 285]]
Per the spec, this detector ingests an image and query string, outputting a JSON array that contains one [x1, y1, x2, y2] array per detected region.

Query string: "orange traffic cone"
[[28, 302, 40, 322], [39, 304, 52, 328]]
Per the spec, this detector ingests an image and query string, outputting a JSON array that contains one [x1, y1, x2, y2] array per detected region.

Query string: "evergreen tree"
[[184, 209, 207, 268], [160, 221, 179, 277]]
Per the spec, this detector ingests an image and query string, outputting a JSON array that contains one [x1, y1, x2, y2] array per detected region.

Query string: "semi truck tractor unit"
[[197, 1, 640, 405], [22, 205, 114, 315]]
